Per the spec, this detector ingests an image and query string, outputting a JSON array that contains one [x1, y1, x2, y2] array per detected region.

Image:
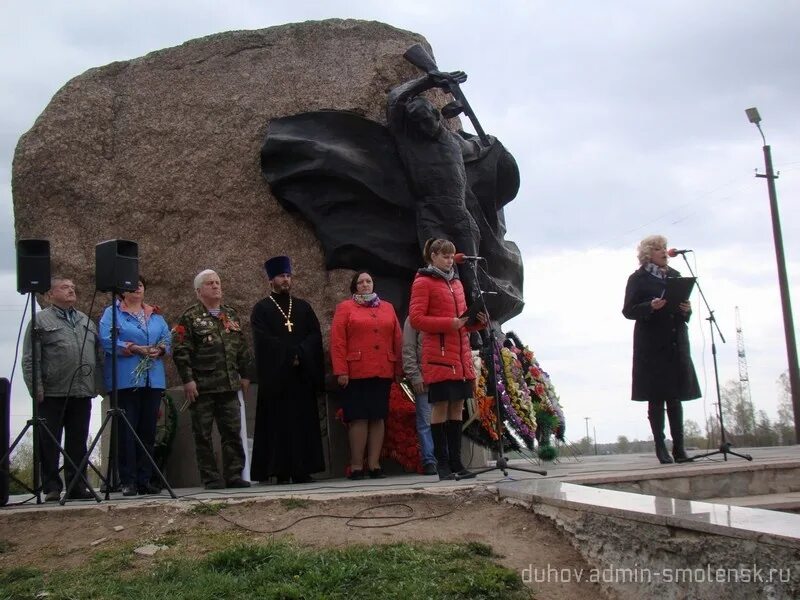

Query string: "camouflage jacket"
[[171, 302, 253, 394]]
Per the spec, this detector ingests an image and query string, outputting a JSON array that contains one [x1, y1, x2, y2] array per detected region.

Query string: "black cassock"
[[250, 293, 325, 480]]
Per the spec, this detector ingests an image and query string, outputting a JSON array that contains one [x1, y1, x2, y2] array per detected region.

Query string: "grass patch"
[[279, 497, 311, 510], [0, 566, 41, 586], [0, 539, 530, 599], [188, 501, 227, 516], [0, 539, 15, 554]]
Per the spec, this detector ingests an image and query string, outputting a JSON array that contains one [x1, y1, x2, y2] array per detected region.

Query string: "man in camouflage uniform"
[[172, 269, 253, 489]]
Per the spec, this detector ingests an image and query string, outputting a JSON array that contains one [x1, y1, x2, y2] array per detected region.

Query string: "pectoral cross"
[[285, 319, 294, 332]]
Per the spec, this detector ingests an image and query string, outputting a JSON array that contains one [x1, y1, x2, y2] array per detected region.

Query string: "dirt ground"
[[0, 488, 613, 599]]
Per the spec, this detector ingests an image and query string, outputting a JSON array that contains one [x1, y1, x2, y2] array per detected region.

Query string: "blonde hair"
[[637, 235, 667, 266], [423, 238, 456, 264]]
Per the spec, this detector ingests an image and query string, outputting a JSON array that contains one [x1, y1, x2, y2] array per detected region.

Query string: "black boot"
[[667, 400, 690, 462], [446, 420, 475, 479], [431, 423, 453, 480], [648, 400, 674, 464]]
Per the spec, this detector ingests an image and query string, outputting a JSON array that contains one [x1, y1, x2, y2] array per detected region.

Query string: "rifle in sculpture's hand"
[[403, 44, 490, 147]]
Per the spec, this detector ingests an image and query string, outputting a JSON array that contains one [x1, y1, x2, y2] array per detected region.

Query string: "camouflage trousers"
[[189, 391, 245, 484]]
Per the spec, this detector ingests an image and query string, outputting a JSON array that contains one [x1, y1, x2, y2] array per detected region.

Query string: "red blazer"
[[330, 298, 403, 380], [408, 269, 481, 385]]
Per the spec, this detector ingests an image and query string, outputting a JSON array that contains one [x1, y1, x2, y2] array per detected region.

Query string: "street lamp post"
[[746, 107, 800, 444]]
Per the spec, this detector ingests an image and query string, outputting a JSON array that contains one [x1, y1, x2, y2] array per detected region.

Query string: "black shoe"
[[422, 463, 438, 476], [226, 478, 252, 488], [138, 482, 162, 495], [437, 464, 454, 481], [368, 468, 387, 479], [445, 420, 469, 476], [122, 484, 138, 497], [347, 469, 364, 480], [204, 479, 226, 490], [431, 422, 451, 481], [275, 476, 290, 485], [656, 448, 674, 464], [44, 490, 61, 502], [453, 468, 476, 480], [66, 487, 94, 500], [672, 442, 690, 463], [673, 452, 691, 463], [655, 440, 674, 464]]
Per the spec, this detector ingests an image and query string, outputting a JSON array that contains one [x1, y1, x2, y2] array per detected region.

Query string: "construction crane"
[[735, 307, 751, 403], [735, 306, 756, 434]]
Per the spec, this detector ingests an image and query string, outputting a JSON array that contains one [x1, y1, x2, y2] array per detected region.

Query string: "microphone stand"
[[456, 259, 547, 480], [677, 255, 752, 463]]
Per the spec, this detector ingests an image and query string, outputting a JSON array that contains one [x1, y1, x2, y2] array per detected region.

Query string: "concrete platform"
[[4, 445, 800, 537], [6, 445, 799, 598]]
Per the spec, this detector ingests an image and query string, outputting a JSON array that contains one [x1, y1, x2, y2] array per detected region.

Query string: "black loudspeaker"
[[16, 239, 51, 294], [95, 240, 139, 292], [0, 377, 9, 506]]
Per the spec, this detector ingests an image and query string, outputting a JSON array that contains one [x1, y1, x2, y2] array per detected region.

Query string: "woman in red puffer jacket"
[[409, 238, 486, 480], [331, 271, 403, 480]]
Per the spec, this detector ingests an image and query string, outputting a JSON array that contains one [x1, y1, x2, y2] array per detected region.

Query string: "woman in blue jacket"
[[99, 276, 170, 496]]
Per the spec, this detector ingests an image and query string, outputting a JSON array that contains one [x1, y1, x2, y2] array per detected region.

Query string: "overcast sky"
[[2, 1, 798, 446]]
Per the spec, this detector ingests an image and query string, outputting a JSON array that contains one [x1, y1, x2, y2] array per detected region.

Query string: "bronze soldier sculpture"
[[260, 45, 523, 325]]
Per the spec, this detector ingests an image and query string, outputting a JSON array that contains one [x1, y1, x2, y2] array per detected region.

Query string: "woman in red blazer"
[[331, 271, 403, 480], [409, 238, 486, 480]]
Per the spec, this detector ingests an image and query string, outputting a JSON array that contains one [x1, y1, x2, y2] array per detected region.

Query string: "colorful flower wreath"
[[464, 331, 565, 460], [463, 355, 501, 447], [507, 331, 566, 459]]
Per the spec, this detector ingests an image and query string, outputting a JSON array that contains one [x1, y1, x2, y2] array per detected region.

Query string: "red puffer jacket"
[[330, 298, 403, 380], [408, 269, 479, 385]]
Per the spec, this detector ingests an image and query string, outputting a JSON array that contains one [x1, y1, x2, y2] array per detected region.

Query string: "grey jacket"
[[22, 305, 104, 398], [401, 316, 424, 387]]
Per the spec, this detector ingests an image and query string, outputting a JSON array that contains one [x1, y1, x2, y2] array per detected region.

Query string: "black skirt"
[[428, 380, 473, 404], [341, 377, 392, 421]]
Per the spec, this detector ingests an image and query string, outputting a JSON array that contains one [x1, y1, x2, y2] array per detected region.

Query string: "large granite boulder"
[[12, 20, 505, 483], [12, 19, 444, 358]]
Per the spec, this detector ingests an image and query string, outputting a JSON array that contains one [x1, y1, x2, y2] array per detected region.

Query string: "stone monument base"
[[99, 385, 489, 487]]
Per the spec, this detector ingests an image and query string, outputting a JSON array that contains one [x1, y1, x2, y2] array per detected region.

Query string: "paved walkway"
[[3, 445, 799, 518]]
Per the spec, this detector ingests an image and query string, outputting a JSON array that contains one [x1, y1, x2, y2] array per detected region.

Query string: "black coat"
[[622, 266, 701, 402], [249, 294, 325, 479]]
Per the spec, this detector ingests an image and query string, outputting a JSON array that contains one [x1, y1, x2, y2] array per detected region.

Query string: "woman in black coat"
[[623, 235, 700, 463]]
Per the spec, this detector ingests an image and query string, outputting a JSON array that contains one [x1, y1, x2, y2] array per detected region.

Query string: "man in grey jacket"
[[401, 316, 437, 475], [22, 276, 104, 501]]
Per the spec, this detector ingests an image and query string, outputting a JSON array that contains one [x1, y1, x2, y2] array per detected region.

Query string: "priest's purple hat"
[[264, 255, 292, 279]]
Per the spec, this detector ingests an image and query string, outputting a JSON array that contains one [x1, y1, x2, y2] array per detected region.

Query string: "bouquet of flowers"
[[131, 335, 169, 388]]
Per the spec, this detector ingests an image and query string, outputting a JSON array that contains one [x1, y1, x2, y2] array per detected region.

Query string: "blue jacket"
[[99, 301, 171, 390]]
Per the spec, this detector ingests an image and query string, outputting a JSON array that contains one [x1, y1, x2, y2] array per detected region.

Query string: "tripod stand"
[[678, 255, 752, 463], [456, 260, 546, 480], [0, 294, 100, 504], [63, 292, 176, 503]]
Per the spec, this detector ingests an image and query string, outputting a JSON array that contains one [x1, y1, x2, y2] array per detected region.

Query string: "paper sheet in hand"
[[459, 302, 483, 325], [664, 277, 696, 308]]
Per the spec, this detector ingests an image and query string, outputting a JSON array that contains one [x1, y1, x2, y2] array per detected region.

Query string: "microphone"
[[454, 253, 485, 264], [667, 248, 693, 257]]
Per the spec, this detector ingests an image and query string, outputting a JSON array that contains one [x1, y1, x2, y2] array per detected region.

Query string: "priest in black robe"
[[250, 255, 325, 483]]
